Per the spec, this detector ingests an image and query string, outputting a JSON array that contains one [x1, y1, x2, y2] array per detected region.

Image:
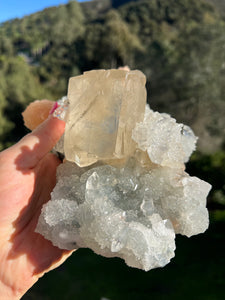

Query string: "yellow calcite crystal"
[[65, 69, 146, 167]]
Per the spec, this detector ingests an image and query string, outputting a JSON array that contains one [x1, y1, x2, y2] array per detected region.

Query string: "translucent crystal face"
[[64, 69, 146, 167], [36, 69, 211, 271]]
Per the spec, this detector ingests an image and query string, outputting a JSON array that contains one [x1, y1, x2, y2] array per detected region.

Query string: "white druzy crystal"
[[36, 159, 210, 271], [132, 105, 197, 169]]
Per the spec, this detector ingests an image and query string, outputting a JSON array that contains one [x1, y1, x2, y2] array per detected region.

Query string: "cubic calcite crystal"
[[64, 69, 146, 167], [35, 69, 211, 271]]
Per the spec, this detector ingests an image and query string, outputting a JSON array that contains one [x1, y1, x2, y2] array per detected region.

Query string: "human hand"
[[0, 114, 73, 299]]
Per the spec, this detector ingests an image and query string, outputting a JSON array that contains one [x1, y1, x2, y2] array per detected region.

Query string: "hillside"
[[207, 0, 225, 15], [0, 0, 225, 154]]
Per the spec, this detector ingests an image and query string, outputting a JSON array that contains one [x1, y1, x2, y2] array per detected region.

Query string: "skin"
[[0, 115, 73, 299]]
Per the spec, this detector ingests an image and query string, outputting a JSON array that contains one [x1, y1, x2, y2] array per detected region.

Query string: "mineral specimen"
[[22, 99, 54, 130], [34, 69, 211, 271], [132, 106, 198, 169], [65, 69, 146, 167]]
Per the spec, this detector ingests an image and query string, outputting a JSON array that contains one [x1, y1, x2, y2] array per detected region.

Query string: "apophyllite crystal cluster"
[[32, 69, 211, 271]]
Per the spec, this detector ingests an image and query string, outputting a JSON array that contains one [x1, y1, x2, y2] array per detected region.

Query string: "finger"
[[11, 116, 65, 169]]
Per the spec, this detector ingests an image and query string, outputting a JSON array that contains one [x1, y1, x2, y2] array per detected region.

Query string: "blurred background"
[[0, 0, 224, 299]]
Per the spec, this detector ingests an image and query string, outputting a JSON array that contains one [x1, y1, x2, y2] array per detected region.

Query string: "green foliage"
[[0, 90, 14, 150], [1, 56, 47, 105], [0, 55, 52, 147], [86, 9, 144, 68], [207, 0, 225, 16], [51, 1, 84, 45]]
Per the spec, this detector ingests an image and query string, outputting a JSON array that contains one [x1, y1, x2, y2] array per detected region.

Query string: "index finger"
[[8, 116, 65, 169]]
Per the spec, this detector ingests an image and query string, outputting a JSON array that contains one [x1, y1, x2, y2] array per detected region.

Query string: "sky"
[[0, 0, 88, 23]]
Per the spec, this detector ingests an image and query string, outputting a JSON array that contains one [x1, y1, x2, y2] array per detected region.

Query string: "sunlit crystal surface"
[[36, 69, 211, 271], [132, 106, 197, 169], [64, 69, 146, 167], [36, 161, 177, 270], [36, 158, 210, 271]]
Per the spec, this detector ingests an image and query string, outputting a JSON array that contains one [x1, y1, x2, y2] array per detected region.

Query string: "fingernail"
[[49, 102, 59, 115], [52, 97, 69, 121]]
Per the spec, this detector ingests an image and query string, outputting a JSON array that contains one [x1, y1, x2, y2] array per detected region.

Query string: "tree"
[[100, 10, 144, 68], [0, 55, 53, 148]]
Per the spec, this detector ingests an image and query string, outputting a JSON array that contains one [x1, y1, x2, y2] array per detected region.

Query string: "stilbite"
[[22, 99, 54, 130]]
